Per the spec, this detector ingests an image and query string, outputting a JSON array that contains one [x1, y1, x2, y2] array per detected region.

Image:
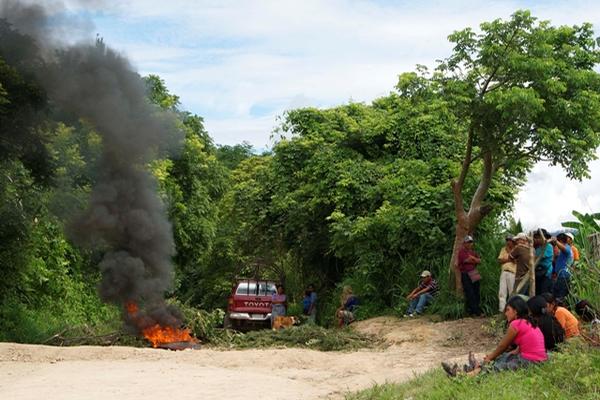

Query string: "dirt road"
[[0, 317, 494, 400]]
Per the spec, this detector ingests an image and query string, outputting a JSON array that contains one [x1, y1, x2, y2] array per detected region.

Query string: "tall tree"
[[428, 11, 600, 291]]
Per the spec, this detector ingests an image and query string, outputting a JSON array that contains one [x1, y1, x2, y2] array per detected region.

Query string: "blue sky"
[[61, 0, 600, 230]]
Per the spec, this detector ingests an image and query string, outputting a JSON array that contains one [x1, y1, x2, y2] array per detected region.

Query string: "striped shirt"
[[419, 279, 438, 296]]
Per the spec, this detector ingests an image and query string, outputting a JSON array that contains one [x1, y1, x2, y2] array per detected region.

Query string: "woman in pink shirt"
[[443, 296, 547, 376]]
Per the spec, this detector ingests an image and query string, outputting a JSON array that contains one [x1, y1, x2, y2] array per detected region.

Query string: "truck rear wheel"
[[223, 314, 232, 330]]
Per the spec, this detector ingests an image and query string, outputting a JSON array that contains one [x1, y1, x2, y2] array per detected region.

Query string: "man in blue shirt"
[[552, 233, 572, 301]]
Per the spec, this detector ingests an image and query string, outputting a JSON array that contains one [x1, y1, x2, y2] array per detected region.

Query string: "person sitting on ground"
[[497, 235, 516, 313], [336, 286, 359, 327], [533, 229, 554, 296], [442, 296, 547, 377], [510, 232, 532, 295], [576, 300, 600, 341], [575, 299, 600, 324], [542, 292, 580, 338], [527, 295, 565, 351], [551, 233, 572, 301], [271, 284, 287, 328], [405, 270, 438, 317]]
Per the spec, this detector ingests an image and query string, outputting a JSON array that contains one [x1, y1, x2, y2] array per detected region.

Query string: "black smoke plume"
[[0, 1, 184, 330]]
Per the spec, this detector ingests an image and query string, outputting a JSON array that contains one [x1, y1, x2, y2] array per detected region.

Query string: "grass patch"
[[346, 342, 600, 400], [211, 324, 383, 352], [172, 301, 382, 352]]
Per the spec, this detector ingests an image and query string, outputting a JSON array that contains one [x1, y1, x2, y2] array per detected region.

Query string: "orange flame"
[[126, 301, 198, 348], [142, 324, 197, 348]]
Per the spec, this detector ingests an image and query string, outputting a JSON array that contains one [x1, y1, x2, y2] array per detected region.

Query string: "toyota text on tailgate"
[[226, 280, 277, 330]]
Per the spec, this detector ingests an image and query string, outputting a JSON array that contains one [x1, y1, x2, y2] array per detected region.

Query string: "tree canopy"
[[429, 11, 600, 289]]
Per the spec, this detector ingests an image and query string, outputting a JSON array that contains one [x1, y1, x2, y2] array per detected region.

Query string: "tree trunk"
[[449, 218, 469, 294], [450, 149, 494, 295]]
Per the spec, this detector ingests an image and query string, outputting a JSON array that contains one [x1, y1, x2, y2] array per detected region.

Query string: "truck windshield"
[[235, 281, 277, 295]]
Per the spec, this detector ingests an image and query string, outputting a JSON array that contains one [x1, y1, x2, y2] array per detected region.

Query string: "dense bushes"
[[2, 25, 598, 343]]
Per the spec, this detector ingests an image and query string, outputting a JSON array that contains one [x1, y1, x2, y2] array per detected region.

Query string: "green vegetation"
[[406, 10, 600, 290], [563, 211, 600, 308], [212, 325, 381, 352], [174, 300, 381, 351], [346, 343, 600, 400], [1, 10, 600, 345]]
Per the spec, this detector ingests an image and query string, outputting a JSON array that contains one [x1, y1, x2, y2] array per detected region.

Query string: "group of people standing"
[[497, 230, 577, 312], [456, 230, 578, 316], [270, 283, 317, 328]]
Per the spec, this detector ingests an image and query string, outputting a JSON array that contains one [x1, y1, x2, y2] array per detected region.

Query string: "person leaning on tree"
[[497, 235, 516, 313], [510, 232, 532, 295], [457, 235, 482, 317]]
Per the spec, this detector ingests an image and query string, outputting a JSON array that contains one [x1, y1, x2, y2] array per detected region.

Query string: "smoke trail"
[[0, 1, 184, 329]]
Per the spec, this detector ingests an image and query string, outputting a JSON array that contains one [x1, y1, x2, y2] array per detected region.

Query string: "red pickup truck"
[[224, 279, 278, 330]]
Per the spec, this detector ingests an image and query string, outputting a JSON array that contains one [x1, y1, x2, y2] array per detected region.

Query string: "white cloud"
[[91, 0, 600, 144], [84, 0, 600, 225], [514, 155, 600, 232]]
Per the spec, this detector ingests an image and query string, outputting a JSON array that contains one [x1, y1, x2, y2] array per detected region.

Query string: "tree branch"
[[469, 150, 494, 212], [479, 28, 520, 97], [451, 125, 476, 218], [457, 125, 475, 190]]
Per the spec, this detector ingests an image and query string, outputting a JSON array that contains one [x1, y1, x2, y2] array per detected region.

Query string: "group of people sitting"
[[271, 283, 359, 328], [442, 292, 582, 377]]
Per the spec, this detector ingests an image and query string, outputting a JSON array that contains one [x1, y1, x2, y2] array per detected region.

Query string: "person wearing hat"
[[551, 233, 572, 301], [509, 232, 532, 295], [404, 270, 438, 317], [497, 234, 516, 312], [565, 232, 579, 267], [457, 235, 482, 316]]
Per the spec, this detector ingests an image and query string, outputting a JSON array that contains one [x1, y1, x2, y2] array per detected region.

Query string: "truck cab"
[[224, 279, 277, 330]]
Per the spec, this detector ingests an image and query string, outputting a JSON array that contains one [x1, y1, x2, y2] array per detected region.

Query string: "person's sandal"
[[441, 361, 458, 377]]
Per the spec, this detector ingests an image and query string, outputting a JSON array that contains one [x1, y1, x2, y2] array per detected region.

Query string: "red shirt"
[[458, 247, 479, 272]]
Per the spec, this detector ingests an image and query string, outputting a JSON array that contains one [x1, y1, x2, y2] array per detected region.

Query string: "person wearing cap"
[[510, 232, 532, 295], [404, 270, 438, 317], [497, 235, 516, 312], [533, 229, 554, 296], [565, 232, 579, 267], [551, 233, 572, 301], [457, 235, 482, 316]]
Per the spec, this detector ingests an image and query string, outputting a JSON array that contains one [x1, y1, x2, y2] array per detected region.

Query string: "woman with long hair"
[[271, 284, 287, 328], [336, 285, 358, 327], [527, 295, 565, 351], [443, 296, 547, 376]]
